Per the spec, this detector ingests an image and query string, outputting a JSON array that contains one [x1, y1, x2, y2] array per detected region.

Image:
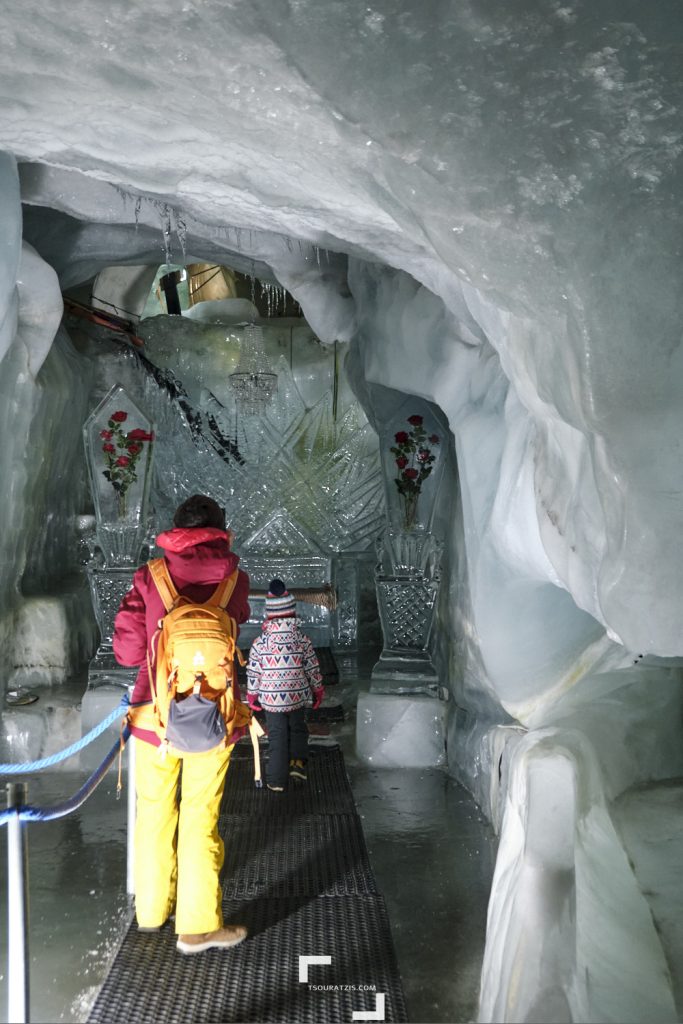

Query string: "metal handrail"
[[1, 699, 135, 1024]]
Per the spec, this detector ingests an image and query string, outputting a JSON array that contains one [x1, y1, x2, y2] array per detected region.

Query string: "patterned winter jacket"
[[247, 617, 324, 712]]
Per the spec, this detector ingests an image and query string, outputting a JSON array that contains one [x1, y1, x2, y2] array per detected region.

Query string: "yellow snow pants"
[[133, 738, 233, 935]]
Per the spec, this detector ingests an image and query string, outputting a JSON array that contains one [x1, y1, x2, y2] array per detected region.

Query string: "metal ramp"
[[87, 744, 408, 1023]]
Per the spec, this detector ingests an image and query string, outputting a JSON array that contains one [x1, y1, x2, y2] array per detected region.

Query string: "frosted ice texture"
[[0, 157, 96, 688], [0, 153, 20, 368], [356, 693, 446, 768], [613, 783, 683, 1012], [8, 3, 682, 657], [1, 4, 682, 1018], [100, 323, 383, 557], [479, 729, 678, 1023]]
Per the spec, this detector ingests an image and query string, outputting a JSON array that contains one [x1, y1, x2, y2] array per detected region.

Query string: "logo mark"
[[353, 993, 386, 1021], [298, 955, 386, 1021], [298, 955, 332, 983]]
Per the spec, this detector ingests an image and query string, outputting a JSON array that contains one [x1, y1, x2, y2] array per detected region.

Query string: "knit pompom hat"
[[266, 578, 296, 619]]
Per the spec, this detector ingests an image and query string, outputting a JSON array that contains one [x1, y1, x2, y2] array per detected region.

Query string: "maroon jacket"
[[113, 526, 251, 745]]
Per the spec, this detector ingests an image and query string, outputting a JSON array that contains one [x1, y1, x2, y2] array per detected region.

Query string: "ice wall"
[[0, 1, 682, 1018], [342, 258, 683, 1020], [479, 729, 678, 1023], [0, 157, 96, 689], [9, 0, 682, 659]]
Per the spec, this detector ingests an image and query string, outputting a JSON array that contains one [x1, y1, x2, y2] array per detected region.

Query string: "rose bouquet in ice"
[[390, 414, 440, 531], [100, 410, 154, 517]]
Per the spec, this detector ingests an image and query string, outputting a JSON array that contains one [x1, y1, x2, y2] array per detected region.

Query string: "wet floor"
[[0, 771, 129, 1022], [0, 659, 496, 1023]]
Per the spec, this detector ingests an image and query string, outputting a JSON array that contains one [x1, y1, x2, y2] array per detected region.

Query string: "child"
[[247, 579, 324, 791]]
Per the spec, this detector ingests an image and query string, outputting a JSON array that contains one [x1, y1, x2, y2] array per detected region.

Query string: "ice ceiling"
[[6, 1, 681, 653], [1, 3, 683, 1019]]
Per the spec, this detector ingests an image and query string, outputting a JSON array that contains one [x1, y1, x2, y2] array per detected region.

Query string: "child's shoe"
[[289, 759, 307, 781]]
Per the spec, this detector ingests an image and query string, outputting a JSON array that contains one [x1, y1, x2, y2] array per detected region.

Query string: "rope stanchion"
[[0, 695, 130, 775], [0, 729, 130, 826], [0, 702, 132, 1024], [19, 729, 130, 823]]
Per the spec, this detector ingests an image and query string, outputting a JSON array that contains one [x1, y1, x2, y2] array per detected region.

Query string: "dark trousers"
[[264, 708, 309, 787]]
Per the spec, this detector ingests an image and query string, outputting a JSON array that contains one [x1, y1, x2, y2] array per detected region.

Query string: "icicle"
[[250, 273, 256, 306], [315, 245, 321, 267], [235, 227, 242, 250], [162, 203, 173, 265], [176, 214, 187, 264], [134, 197, 142, 232]]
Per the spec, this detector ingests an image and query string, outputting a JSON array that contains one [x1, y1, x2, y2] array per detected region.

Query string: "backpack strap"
[[208, 569, 239, 610], [148, 558, 179, 613]]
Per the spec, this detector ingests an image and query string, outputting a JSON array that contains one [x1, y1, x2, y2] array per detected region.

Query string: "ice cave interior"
[[0, 1, 682, 1021]]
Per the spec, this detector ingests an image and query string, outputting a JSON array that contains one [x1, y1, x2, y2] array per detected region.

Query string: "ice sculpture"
[[83, 384, 155, 567], [77, 324, 383, 652], [83, 384, 155, 684], [228, 323, 278, 415], [238, 509, 332, 647], [372, 400, 447, 692], [132, 315, 384, 565]]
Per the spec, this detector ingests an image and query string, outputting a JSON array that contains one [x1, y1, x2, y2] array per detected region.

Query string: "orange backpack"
[[145, 558, 263, 780]]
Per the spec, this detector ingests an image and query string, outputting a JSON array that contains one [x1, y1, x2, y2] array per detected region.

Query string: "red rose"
[[417, 449, 430, 462], [102, 443, 115, 453], [110, 411, 128, 423], [116, 456, 130, 467], [127, 428, 154, 441], [407, 415, 423, 426], [403, 468, 418, 480], [394, 431, 409, 444], [429, 434, 440, 444], [127, 443, 141, 455], [100, 429, 113, 440], [396, 456, 408, 469]]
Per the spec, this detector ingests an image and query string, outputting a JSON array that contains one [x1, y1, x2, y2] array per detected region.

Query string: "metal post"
[[126, 735, 136, 896], [6, 781, 29, 1024]]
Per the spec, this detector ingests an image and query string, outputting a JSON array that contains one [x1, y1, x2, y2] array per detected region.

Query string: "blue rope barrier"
[[0, 728, 130, 826], [0, 695, 129, 775]]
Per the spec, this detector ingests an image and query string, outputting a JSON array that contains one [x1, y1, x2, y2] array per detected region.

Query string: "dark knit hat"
[[266, 579, 296, 619]]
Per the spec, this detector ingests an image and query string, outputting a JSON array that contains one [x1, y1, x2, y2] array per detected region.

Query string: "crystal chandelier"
[[229, 324, 278, 416]]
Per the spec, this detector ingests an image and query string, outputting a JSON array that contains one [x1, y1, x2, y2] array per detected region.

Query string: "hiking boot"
[[267, 783, 284, 792], [289, 759, 307, 781], [177, 925, 247, 955]]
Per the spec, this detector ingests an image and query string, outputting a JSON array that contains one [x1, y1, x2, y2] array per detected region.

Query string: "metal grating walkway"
[[87, 743, 408, 1023]]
